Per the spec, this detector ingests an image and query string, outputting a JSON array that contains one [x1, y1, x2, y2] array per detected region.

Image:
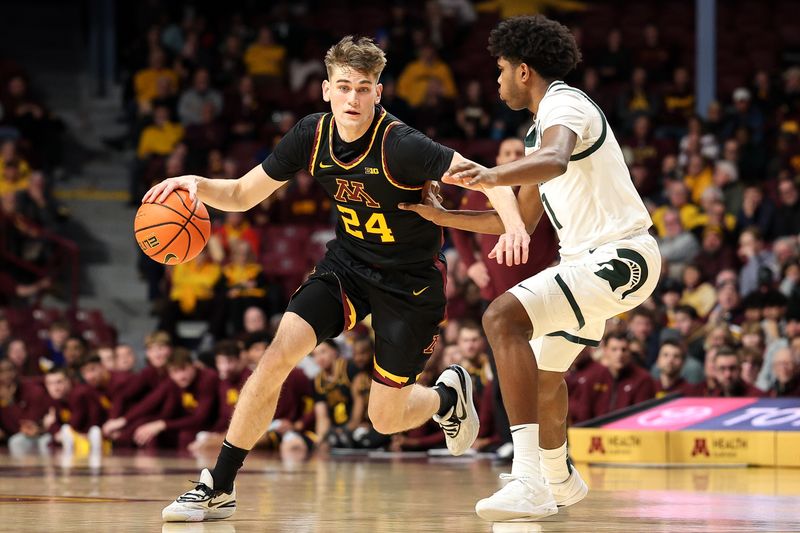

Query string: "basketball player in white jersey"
[[400, 15, 661, 521]]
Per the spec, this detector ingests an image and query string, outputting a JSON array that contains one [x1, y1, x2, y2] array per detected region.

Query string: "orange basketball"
[[134, 189, 211, 265]]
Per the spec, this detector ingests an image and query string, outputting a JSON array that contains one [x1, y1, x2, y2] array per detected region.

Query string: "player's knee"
[[482, 296, 531, 342], [369, 405, 400, 435], [256, 346, 297, 375], [538, 371, 566, 403]]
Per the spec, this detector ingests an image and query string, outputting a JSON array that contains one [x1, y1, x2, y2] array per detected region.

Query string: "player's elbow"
[[538, 149, 569, 178], [231, 180, 257, 212], [549, 155, 569, 177]]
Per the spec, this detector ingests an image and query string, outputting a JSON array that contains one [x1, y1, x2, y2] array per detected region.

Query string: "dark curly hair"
[[488, 15, 582, 81]]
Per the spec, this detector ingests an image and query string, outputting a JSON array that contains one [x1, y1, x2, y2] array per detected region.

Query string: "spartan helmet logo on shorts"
[[593, 248, 649, 300]]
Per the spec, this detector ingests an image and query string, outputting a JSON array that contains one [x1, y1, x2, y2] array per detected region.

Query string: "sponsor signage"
[[604, 398, 758, 431], [570, 398, 800, 466], [668, 431, 775, 465], [569, 428, 667, 463], [688, 398, 800, 431]]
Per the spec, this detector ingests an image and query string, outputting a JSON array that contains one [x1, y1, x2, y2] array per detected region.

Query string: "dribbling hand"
[[142, 175, 200, 205]]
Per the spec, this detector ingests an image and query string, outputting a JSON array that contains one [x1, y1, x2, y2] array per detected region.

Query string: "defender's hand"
[[398, 180, 446, 223], [443, 161, 498, 190], [488, 227, 530, 266], [142, 175, 200, 205]]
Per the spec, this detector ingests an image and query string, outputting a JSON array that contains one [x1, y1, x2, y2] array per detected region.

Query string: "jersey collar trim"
[[328, 107, 388, 170]]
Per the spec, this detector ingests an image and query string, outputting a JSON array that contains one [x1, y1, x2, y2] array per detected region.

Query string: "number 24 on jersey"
[[337, 205, 395, 243]]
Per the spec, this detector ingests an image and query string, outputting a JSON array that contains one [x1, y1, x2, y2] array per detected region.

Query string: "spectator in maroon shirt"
[[701, 346, 765, 398], [189, 340, 253, 453], [0, 359, 47, 443], [689, 345, 721, 397], [96, 345, 117, 372], [6, 339, 42, 377], [104, 331, 171, 428], [213, 341, 252, 431], [106, 348, 220, 449], [62, 335, 88, 374], [9, 367, 104, 454], [739, 346, 764, 389], [43, 367, 105, 435], [653, 340, 693, 398], [78, 355, 128, 419], [457, 321, 492, 402], [768, 347, 800, 397], [573, 332, 656, 422], [566, 348, 602, 424], [450, 138, 557, 304], [114, 343, 138, 374]]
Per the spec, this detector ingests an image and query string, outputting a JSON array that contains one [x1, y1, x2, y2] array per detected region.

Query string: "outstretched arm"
[[443, 126, 577, 189], [401, 184, 545, 236], [142, 164, 287, 212], [447, 153, 530, 265]]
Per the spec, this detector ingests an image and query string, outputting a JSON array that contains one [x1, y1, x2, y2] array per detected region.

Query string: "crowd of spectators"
[[2, 0, 800, 455], [0, 58, 72, 310]]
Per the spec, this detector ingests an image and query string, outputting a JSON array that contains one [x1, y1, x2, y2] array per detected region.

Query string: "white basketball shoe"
[[475, 473, 558, 522], [162, 468, 236, 522], [547, 463, 588, 508], [433, 364, 479, 456]]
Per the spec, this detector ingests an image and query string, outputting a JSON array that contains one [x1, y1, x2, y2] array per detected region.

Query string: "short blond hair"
[[324, 36, 386, 80]]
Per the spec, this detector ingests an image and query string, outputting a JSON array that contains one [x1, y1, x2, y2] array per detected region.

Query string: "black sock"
[[434, 384, 457, 417], [210, 439, 249, 493]]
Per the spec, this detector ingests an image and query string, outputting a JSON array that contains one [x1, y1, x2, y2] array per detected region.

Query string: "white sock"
[[510, 423, 540, 477], [540, 442, 570, 484]]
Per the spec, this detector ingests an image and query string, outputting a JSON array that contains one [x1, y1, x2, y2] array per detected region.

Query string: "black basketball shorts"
[[287, 243, 446, 388]]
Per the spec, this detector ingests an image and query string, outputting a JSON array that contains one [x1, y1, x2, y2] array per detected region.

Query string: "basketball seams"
[[175, 190, 210, 221], [143, 203, 195, 261], [135, 221, 185, 232], [149, 201, 209, 246], [136, 191, 210, 264]]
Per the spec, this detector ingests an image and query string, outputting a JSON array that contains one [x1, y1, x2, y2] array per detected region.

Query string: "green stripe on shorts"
[[554, 273, 585, 329]]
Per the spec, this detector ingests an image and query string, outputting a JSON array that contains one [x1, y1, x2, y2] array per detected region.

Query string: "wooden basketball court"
[[1, 452, 799, 532]]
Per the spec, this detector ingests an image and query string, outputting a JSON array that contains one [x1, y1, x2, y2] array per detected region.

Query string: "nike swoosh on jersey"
[[319, 162, 334, 168], [413, 286, 430, 296]]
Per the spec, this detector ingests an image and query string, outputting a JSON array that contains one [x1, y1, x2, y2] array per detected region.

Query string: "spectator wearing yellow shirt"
[[680, 264, 717, 318], [396, 43, 457, 107], [683, 153, 713, 204], [223, 240, 268, 335], [244, 27, 286, 78], [651, 181, 704, 237], [159, 249, 224, 339], [0, 140, 30, 196], [134, 49, 179, 110], [137, 106, 185, 159]]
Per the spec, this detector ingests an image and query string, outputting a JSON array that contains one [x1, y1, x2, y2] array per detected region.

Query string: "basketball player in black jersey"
[[146, 36, 530, 522]]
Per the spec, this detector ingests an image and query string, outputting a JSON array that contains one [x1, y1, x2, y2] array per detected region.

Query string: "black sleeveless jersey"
[[262, 106, 454, 268]]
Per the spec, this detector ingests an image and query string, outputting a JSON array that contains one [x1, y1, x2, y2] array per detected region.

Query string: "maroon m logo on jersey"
[[334, 179, 380, 208]]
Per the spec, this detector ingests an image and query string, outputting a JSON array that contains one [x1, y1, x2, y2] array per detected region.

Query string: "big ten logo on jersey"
[[334, 179, 380, 208]]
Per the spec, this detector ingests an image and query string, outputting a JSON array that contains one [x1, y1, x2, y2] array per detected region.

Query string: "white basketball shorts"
[[507, 231, 661, 372]]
